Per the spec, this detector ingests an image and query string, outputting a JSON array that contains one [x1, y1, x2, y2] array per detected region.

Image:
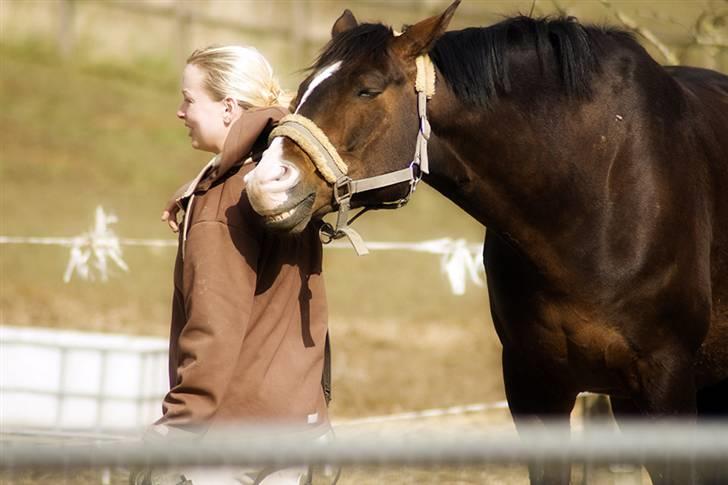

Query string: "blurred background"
[[1, 1, 726, 483], [1, 0, 726, 439]]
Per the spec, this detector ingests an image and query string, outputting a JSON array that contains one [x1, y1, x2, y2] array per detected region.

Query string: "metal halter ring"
[[319, 223, 337, 244], [410, 161, 423, 184]]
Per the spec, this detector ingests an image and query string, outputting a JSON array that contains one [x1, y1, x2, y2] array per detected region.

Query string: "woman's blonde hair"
[[186, 45, 291, 108]]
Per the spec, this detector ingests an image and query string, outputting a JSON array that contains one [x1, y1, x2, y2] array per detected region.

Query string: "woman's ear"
[[222, 97, 238, 124]]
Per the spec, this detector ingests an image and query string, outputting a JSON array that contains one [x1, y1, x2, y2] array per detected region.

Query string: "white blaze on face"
[[246, 62, 342, 215], [295, 61, 342, 113]]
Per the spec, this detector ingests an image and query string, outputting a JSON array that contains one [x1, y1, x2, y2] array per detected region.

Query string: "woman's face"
[[177, 64, 228, 153]]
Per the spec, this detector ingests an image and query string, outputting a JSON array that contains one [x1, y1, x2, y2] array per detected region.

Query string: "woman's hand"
[[162, 180, 194, 233], [161, 200, 181, 233]]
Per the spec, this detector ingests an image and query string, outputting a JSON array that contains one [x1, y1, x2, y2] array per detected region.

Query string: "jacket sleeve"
[[196, 106, 288, 192], [156, 220, 259, 431]]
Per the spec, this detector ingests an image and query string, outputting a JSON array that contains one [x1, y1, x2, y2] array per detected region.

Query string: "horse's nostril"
[[253, 162, 299, 194], [276, 166, 288, 181]]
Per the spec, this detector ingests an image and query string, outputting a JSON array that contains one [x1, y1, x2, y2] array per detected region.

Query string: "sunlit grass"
[[0, 44, 488, 337]]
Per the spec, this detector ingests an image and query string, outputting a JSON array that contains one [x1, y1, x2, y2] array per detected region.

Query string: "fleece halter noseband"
[[269, 55, 435, 255]]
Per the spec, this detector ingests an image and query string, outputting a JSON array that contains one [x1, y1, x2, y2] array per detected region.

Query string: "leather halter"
[[269, 55, 435, 255]]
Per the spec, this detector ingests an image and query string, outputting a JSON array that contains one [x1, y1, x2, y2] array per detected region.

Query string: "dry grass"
[[0, 44, 487, 334], [329, 317, 503, 418], [0, 39, 662, 485]]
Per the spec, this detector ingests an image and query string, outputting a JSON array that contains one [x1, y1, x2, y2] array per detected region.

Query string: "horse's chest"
[[518, 300, 636, 391]]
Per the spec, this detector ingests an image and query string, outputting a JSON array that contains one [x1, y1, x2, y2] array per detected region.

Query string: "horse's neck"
[[425, 79, 616, 276]]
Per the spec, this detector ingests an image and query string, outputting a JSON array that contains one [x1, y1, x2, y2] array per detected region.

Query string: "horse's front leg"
[[612, 341, 699, 485], [502, 348, 578, 485]]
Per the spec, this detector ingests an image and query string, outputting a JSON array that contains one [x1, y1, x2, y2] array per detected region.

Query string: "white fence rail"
[[0, 206, 486, 294]]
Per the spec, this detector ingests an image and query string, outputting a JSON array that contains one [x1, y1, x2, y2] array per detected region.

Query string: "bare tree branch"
[[636, 8, 691, 32], [598, 0, 680, 65], [693, 11, 728, 48], [548, 0, 570, 17]]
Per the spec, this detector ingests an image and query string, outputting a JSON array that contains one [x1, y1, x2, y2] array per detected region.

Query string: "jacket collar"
[[174, 106, 288, 210]]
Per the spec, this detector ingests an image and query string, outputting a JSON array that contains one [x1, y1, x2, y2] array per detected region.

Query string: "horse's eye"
[[358, 89, 381, 98]]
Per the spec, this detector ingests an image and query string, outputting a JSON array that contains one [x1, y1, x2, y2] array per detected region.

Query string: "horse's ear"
[[392, 0, 460, 58], [332, 9, 358, 38]]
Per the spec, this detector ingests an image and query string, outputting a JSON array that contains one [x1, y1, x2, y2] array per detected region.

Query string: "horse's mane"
[[311, 16, 635, 108], [431, 16, 633, 107], [430, 16, 635, 106]]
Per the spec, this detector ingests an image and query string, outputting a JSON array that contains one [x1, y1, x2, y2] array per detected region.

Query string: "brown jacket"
[[157, 108, 329, 435]]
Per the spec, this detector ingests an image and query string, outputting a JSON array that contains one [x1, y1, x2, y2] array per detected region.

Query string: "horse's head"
[[245, 1, 460, 234]]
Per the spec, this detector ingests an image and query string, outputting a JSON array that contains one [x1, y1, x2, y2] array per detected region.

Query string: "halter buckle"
[[333, 176, 353, 205]]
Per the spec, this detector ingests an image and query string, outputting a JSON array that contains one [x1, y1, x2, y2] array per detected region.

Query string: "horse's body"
[[421, 52, 728, 401], [245, 3, 728, 483]]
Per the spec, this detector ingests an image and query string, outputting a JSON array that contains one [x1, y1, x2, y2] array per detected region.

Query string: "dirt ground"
[[0, 317, 651, 484]]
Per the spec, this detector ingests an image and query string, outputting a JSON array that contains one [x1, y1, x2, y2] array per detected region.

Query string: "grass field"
[[0, 40, 489, 330], [7, 19, 710, 479], [0, 42, 513, 484], [4, 5, 724, 477], [0, 41, 498, 419]]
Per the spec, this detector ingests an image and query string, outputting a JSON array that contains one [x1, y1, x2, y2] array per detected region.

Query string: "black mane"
[[431, 16, 632, 107], [312, 15, 635, 107]]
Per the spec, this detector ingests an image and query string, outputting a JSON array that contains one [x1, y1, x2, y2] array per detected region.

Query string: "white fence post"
[[57, 0, 75, 59]]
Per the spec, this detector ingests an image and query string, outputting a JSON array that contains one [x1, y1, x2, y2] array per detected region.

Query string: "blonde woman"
[[133, 45, 332, 485]]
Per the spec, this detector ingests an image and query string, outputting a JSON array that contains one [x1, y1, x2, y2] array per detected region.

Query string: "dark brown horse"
[[245, 1, 728, 483]]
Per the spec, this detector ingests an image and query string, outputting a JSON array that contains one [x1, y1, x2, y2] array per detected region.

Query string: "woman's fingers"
[[161, 209, 180, 233]]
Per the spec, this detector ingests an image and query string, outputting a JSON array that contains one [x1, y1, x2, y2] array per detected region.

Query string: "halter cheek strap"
[[415, 54, 435, 174], [268, 55, 436, 256]]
